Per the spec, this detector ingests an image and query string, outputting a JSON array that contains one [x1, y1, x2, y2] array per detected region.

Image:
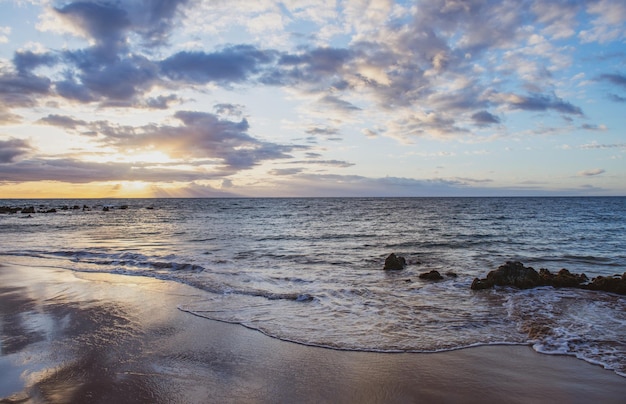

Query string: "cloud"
[[505, 93, 583, 115], [53, 0, 189, 51], [578, 168, 606, 177], [57, 53, 160, 103], [0, 72, 51, 108], [0, 157, 208, 183], [532, 1, 582, 39], [0, 138, 32, 163], [0, 25, 9, 43], [38, 114, 88, 129], [579, 0, 626, 44], [305, 126, 339, 136], [580, 123, 607, 131], [318, 94, 361, 112], [471, 110, 500, 126], [269, 168, 303, 176], [266, 173, 497, 197], [278, 47, 352, 78], [214, 103, 245, 118], [54, 1, 132, 60], [37, 110, 299, 172], [579, 142, 626, 150], [151, 181, 239, 198], [160, 46, 277, 85], [145, 94, 180, 109], [0, 108, 22, 124], [599, 73, 626, 87], [13, 50, 58, 74], [287, 159, 354, 168]]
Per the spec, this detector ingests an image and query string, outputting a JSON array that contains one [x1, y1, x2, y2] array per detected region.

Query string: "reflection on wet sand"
[[0, 266, 184, 403]]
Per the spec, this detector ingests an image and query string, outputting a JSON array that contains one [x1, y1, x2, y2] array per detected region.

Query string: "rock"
[[585, 273, 626, 295], [21, 207, 35, 214], [471, 278, 491, 290], [471, 261, 540, 290], [419, 270, 444, 281], [0, 206, 20, 214], [445, 271, 458, 278], [383, 253, 406, 270], [539, 268, 588, 288], [472, 261, 626, 296]]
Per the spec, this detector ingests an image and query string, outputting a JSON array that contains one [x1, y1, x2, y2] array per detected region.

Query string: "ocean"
[[1, 197, 625, 376]]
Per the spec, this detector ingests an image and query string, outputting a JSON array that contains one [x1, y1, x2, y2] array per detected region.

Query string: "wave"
[[3, 249, 206, 273]]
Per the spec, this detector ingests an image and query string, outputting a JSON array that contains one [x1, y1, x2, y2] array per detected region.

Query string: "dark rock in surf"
[[471, 277, 491, 290], [539, 268, 588, 288], [384, 253, 406, 270], [472, 261, 626, 296], [445, 271, 458, 278], [585, 273, 626, 295], [21, 206, 35, 214], [419, 270, 444, 281], [471, 261, 540, 290]]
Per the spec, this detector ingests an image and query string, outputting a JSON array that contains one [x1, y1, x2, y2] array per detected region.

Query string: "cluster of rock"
[[383, 255, 626, 295], [0, 206, 56, 214], [471, 261, 626, 295], [0, 204, 132, 214], [383, 253, 457, 281]]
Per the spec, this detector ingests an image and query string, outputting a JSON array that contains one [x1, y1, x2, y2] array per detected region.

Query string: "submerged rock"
[[383, 253, 406, 270], [418, 270, 444, 281]]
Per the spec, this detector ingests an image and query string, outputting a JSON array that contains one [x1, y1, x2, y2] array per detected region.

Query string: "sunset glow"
[[0, 0, 625, 197]]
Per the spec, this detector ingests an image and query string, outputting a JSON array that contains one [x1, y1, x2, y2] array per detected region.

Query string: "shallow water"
[[1, 197, 625, 375]]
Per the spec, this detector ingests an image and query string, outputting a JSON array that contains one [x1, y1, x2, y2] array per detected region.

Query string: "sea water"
[[1, 197, 625, 375]]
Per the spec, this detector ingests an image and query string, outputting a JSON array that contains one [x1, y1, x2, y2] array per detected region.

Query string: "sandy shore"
[[1, 263, 625, 403]]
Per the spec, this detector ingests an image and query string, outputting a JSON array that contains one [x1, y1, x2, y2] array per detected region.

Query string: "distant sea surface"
[[1, 197, 625, 376]]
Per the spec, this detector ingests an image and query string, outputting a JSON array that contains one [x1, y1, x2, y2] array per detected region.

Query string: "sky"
[[0, 0, 624, 198]]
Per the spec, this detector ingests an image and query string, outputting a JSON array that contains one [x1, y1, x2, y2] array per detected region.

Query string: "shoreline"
[[1, 263, 625, 403]]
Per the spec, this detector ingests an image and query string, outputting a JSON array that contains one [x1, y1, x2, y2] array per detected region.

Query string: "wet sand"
[[1, 263, 625, 404]]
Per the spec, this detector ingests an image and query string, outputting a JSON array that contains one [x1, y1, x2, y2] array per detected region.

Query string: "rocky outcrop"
[[472, 261, 626, 295], [383, 253, 406, 270], [586, 273, 626, 295], [539, 268, 588, 287], [471, 261, 540, 290]]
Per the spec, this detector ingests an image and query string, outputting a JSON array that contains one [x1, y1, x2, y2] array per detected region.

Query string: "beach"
[[1, 263, 625, 403]]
